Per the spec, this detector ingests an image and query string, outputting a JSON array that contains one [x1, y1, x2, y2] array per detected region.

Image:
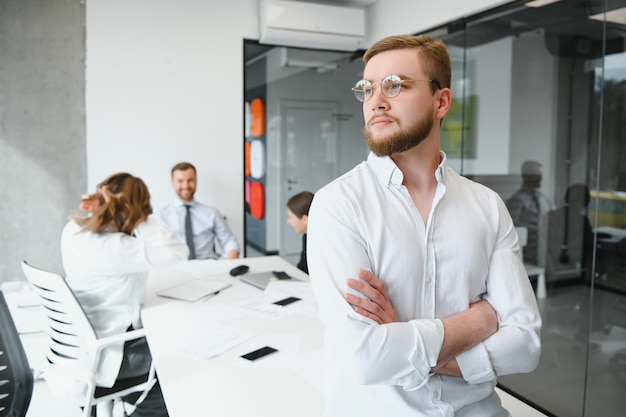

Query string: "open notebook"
[[157, 279, 232, 302]]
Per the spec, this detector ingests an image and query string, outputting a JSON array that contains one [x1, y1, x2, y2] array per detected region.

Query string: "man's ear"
[[436, 88, 452, 119]]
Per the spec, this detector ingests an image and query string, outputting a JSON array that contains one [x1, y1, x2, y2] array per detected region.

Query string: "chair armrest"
[[86, 328, 150, 378], [92, 328, 147, 351]]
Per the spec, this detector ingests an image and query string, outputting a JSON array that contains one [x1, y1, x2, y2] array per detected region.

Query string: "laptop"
[[157, 279, 232, 302], [239, 272, 276, 290]]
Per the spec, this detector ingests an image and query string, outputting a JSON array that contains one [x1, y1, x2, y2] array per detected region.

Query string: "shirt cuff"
[[402, 319, 445, 391], [456, 342, 496, 384]]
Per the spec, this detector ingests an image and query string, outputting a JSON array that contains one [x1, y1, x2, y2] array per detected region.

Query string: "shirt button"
[[426, 276, 432, 283]]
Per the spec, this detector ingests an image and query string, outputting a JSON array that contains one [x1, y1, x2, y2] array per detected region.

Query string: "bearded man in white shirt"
[[307, 35, 542, 417]]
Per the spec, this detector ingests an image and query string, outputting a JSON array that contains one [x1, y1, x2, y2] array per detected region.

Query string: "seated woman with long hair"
[[61, 172, 189, 417]]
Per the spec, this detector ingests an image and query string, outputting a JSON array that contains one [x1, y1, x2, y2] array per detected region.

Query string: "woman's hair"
[[74, 172, 152, 235], [363, 34, 451, 93], [287, 191, 314, 218]]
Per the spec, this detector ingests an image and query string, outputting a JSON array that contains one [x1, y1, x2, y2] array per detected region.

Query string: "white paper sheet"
[[179, 323, 258, 361]]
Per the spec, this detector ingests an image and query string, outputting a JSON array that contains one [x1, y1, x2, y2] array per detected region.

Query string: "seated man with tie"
[[154, 162, 240, 260]]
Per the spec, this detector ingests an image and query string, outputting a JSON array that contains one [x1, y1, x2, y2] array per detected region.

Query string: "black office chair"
[[0, 290, 34, 417]]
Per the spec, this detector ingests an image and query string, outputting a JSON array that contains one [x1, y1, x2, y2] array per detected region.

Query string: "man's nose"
[[369, 88, 390, 111]]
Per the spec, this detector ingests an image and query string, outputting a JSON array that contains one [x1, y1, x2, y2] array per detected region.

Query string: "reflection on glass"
[[433, 0, 626, 415]]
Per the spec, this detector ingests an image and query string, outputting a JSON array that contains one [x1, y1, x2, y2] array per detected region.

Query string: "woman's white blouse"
[[61, 217, 189, 387]]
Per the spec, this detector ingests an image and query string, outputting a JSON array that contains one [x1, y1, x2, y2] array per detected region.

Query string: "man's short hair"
[[171, 162, 196, 178], [363, 34, 451, 92]]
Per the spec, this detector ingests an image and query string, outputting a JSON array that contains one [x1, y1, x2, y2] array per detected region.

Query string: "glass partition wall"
[[245, 0, 626, 415], [432, 0, 626, 415]]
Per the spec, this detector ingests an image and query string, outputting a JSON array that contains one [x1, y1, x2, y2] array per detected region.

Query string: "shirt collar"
[[367, 150, 448, 188], [174, 198, 196, 208]]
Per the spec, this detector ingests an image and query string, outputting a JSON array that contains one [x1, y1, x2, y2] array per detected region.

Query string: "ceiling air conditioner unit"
[[259, 0, 365, 52]]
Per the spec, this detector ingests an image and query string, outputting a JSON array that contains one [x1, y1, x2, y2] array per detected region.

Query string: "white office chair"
[[20, 261, 157, 417], [515, 227, 547, 299]]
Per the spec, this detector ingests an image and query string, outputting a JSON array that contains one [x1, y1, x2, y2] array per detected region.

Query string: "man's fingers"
[[357, 269, 387, 293], [347, 278, 385, 307], [345, 293, 385, 318], [352, 306, 383, 325], [347, 278, 375, 298], [345, 271, 396, 324]]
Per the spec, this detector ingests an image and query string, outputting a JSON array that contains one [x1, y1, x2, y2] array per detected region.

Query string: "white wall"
[[86, 0, 509, 252], [86, 0, 260, 248], [448, 37, 514, 175], [509, 32, 558, 201]]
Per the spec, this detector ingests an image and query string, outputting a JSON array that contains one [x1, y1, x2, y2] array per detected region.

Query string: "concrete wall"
[[0, 0, 85, 280]]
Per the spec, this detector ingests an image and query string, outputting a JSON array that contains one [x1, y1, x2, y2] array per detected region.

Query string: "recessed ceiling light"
[[525, 0, 561, 7], [589, 7, 626, 25]]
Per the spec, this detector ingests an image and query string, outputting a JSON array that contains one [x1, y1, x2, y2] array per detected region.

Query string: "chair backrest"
[[0, 290, 33, 417], [20, 261, 99, 377]]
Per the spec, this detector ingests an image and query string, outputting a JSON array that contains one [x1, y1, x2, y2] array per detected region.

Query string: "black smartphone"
[[272, 271, 291, 280], [273, 296, 301, 307], [240, 346, 278, 361]]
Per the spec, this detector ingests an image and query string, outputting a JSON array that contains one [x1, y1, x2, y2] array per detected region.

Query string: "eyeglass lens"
[[353, 75, 404, 102]]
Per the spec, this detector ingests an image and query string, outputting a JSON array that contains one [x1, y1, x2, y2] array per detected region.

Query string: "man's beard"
[[363, 112, 434, 156]]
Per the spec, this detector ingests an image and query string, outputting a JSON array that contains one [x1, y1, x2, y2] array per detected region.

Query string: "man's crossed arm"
[[344, 269, 498, 377]]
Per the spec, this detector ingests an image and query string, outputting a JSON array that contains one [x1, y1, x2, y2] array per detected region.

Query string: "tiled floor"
[[499, 283, 626, 417]]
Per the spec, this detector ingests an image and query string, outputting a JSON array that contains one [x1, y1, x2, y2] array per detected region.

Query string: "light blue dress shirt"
[[154, 198, 240, 260], [308, 151, 542, 417]]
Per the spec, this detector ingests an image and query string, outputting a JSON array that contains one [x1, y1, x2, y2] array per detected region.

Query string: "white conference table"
[[141, 255, 544, 417], [141, 255, 325, 417]]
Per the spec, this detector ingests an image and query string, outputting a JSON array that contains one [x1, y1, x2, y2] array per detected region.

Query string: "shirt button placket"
[[424, 234, 436, 318]]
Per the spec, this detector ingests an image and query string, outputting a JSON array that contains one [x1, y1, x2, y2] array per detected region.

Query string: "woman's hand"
[[79, 193, 102, 213], [100, 185, 112, 203]]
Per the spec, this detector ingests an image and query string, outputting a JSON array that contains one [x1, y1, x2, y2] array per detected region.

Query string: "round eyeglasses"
[[351, 74, 440, 102]]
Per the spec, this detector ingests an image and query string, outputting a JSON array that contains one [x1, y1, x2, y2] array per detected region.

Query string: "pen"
[[201, 290, 221, 303]]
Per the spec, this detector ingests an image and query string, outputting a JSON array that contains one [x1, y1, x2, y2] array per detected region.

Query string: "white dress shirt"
[[61, 218, 189, 387], [154, 198, 240, 259], [308, 152, 542, 417]]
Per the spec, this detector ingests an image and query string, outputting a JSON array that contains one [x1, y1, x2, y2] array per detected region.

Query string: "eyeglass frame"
[[351, 74, 441, 102]]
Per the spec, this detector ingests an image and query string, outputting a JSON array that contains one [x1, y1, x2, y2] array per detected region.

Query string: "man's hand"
[[345, 269, 396, 324], [226, 250, 240, 259]]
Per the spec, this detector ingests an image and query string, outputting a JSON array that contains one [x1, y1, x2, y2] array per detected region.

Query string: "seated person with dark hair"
[[286, 191, 314, 274]]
